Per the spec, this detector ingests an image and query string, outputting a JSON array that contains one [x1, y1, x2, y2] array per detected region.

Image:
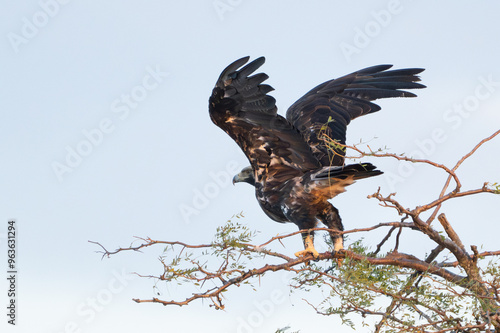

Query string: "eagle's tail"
[[311, 163, 383, 181], [307, 163, 382, 200]]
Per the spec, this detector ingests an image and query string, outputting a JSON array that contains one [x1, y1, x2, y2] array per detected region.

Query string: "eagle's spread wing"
[[286, 65, 425, 166], [209, 56, 320, 188]]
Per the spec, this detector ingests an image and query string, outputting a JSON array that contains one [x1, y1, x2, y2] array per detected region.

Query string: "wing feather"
[[286, 64, 425, 166], [209, 57, 320, 189]]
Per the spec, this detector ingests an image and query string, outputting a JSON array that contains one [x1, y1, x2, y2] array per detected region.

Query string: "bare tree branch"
[[91, 131, 500, 332]]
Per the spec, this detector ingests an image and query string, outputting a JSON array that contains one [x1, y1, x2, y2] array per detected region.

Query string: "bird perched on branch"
[[209, 56, 424, 259]]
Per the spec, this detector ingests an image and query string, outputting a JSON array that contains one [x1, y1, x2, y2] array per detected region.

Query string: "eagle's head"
[[232, 166, 255, 186]]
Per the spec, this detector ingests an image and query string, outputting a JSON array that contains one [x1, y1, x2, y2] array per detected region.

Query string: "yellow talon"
[[294, 235, 320, 259]]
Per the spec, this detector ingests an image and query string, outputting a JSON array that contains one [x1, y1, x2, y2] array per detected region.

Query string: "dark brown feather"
[[286, 64, 425, 166]]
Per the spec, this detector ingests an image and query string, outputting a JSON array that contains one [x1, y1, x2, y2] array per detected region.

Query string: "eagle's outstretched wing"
[[286, 65, 425, 166], [209, 56, 320, 188]]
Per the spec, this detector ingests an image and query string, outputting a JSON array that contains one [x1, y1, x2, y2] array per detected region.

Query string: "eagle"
[[209, 56, 424, 259]]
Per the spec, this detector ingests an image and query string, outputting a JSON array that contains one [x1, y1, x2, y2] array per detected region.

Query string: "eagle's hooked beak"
[[232, 174, 239, 186]]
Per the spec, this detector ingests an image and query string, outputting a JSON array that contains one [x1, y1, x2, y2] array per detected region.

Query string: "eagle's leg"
[[322, 205, 344, 265], [322, 205, 344, 251], [331, 234, 344, 252], [294, 232, 320, 259]]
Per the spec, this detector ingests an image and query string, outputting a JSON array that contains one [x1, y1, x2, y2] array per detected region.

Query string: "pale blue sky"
[[1, 1, 500, 332]]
